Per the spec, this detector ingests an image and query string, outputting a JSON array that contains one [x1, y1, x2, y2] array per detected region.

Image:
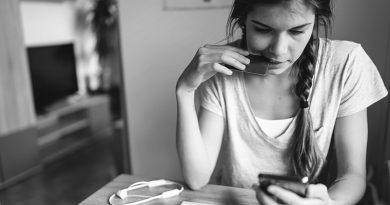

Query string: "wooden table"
[[79, 174, 258, 205]]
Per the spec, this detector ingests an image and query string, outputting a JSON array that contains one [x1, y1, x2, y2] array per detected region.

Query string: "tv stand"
[[36, 95, 112, 164]]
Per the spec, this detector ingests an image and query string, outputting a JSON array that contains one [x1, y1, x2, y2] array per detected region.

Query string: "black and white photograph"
[[0, 0, 389, 204]]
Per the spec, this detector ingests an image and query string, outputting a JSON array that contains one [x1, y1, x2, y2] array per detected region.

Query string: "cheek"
[[290, 34, 313, 61], [245, 30, 271, 53]]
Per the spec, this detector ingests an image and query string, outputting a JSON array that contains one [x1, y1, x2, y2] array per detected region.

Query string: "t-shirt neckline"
[[237, 72, 298, 145]]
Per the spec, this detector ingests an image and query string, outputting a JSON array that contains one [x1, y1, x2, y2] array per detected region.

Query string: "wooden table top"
[[79, 174, 258, 205]]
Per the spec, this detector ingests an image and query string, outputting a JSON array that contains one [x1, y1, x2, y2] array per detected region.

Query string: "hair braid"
[[295, 36, 315, 105], [291, 36, 324, 182]]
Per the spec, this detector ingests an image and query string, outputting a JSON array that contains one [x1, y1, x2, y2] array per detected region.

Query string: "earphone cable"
[[108, 179, 184, 205]]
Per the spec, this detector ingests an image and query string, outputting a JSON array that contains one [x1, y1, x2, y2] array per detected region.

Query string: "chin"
[[266, 67, 291, 76]]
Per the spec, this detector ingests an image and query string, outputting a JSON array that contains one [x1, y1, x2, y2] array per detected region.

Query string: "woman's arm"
[[176, 90, 225, 190], [328, 109, 368, 204], [176, 45, 249, 190]]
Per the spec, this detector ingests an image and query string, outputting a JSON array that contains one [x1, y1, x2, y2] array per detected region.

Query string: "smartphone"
[[225, 54, 269, 76], [258, 173, 309, 197]]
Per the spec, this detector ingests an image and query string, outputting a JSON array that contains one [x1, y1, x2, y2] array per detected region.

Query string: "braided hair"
[[291, 36, 324, 181], [227, 0, 332, 182]]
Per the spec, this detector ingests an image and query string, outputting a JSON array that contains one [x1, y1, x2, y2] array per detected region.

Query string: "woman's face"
[[245, 0, 315, 75]]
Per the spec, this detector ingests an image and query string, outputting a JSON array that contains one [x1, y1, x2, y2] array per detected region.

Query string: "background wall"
[[118, 0, 231, 180], [331, 0, 390, 201], [0, 0, 36, 136], [118, 0, 390, 200], [20, 1, 75, 47]]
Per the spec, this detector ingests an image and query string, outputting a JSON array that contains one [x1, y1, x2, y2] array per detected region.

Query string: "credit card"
[[225, 54, 268, 76]]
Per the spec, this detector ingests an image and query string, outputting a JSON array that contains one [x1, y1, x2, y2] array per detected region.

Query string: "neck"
[[244, 67, 296, 89]]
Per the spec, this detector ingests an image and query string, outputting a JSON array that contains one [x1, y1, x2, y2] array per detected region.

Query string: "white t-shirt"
[[255, 117, 294, 138], [197, 38, 388, 188]]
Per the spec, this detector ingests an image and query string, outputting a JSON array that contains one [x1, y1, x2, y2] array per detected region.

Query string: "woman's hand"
[[176, 44, 250, 93], [253, 184, 335, 205]]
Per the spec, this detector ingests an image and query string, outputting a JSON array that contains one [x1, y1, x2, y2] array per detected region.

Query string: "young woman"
[[176, 0, 387, 204]]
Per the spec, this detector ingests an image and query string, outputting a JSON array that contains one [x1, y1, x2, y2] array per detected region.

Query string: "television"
[[27, 43, 79, 115]]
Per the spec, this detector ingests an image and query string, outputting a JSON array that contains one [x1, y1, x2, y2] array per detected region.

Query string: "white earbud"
[[161, 189, 181, 198], [116, 189, 128, 199]]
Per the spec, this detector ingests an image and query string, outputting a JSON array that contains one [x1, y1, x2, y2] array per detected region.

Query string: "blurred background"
[[0, 0, 389, 204], [0, 0, 127, 204]]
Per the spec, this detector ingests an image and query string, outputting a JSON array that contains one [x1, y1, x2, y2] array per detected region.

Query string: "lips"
[[249, 54, 286, 65], [269, 59, 283, 64], [262, 56, 284, 64]]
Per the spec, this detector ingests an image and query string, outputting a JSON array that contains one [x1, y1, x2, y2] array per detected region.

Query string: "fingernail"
[[267, 186, 276, 193]]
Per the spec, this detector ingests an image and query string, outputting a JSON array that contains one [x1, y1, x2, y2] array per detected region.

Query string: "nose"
[[268, 34, 288, 58]]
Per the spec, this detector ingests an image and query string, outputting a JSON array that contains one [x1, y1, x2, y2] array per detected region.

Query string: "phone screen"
[[258, 173, 309, 197]]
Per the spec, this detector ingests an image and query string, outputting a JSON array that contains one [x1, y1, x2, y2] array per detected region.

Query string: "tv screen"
[[27, 43, 78, 115]]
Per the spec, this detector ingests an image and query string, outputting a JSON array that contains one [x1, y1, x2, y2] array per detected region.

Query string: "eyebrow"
[[251, 20, 312, 30]]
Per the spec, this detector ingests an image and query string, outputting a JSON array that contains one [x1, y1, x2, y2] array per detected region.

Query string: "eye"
[[289, 30, 305, 35], [254, 27, 272, 34]]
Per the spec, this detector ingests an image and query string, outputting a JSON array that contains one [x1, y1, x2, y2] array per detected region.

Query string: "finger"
[[221, 54, 247, 70], [212, 63, 233, 75], [221, 50, 250, 65], [252, 185, 280, 205], [306, 184, 329, 200], [202, 53, 249, 71], [201, 49, 250, 65], [203, 44, 250, 56], [267, 185, 303, 205], [198, 44, 250, 65]]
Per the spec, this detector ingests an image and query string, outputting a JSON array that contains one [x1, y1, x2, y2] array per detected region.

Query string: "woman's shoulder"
[[200, 72, 241, 94], [209, 72, 241, 85], [320, 38, 362, 56], [319, 38, 366, 65]]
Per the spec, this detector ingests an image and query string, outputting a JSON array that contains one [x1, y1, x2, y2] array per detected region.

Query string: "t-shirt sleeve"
[[197, 76, 224, 117], [337, 44, 388, 117]]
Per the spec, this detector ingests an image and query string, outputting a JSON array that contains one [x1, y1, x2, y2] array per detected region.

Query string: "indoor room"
[[0, 0, 389, 204]]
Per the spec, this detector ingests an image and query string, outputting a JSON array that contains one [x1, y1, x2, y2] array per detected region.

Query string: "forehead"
[[247, 1, 315, 26]]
